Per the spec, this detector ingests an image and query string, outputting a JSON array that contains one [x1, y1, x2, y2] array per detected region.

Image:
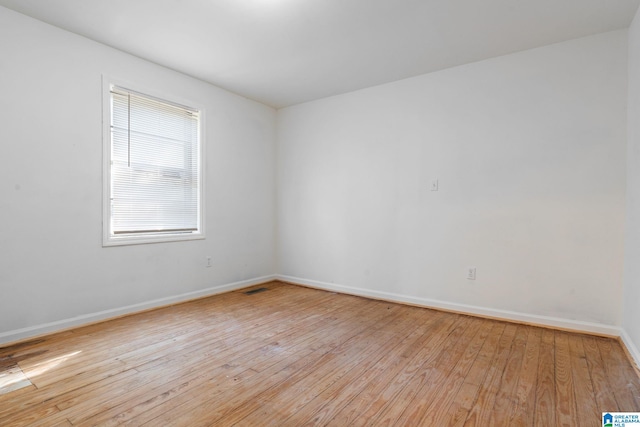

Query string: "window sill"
[[102, 232, 205, 247]]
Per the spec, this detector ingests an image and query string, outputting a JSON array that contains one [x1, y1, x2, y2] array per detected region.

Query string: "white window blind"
[[108, 86, 201, 241]]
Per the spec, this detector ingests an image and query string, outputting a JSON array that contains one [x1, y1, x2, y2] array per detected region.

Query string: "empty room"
[[1, 0, 640, 425]]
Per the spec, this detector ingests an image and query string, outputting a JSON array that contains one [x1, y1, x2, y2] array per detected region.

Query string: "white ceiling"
[[1, 0, 639, 108]]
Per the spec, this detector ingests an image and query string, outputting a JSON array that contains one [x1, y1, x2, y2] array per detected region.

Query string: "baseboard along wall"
[[276, 275, 640, 370], [0, 275, 278, 347], [2, 273, 638, 371]]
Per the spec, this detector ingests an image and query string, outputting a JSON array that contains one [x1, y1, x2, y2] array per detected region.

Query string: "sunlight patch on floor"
[[0, 364, 32, 395], [0, 350, 82, 395], [22, 351, 82, 378]]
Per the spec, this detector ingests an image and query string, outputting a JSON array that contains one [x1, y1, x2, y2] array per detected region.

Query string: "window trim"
[[102, 75, 206, 246]]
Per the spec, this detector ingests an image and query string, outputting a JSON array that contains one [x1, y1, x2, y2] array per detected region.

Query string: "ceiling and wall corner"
[[0, 0, 638, 108]]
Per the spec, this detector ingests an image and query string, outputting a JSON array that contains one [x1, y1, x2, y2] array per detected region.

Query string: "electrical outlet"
[[206, 256, 212, 268], [467, 267, 476, 280], [430, 179, 439, 192]]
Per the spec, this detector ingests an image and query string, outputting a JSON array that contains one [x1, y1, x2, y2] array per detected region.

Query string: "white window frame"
[[102, 75, 205, 246]]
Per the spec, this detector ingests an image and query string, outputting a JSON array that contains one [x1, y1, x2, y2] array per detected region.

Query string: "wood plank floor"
[[0, 281, 638, 426]]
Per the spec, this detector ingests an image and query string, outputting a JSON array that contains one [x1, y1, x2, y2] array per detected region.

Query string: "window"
[[103, 79, 204, 246]]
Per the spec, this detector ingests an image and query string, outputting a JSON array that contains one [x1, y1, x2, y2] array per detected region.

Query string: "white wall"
[[277, 31, 628, 333], [624, 7, 640, 364], [0, 6, 277, 343]]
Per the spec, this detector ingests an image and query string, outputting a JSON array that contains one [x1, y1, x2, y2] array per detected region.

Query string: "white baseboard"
[[0, 275, 277, 346], [621, 329, 640, 371], [277, 274, 622, 337], [4, 273, 633, 364]]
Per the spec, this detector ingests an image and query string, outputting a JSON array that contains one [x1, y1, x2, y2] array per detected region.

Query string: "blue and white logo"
[[603, 412, 640, 426], [604, 413, 613, 427]]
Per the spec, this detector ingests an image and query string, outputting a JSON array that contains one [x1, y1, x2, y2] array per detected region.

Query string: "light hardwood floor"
[[0, 281, 639, 426]]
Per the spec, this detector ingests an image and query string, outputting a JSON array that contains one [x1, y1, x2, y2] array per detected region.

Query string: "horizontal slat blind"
[[110, 87, 200, 236]]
